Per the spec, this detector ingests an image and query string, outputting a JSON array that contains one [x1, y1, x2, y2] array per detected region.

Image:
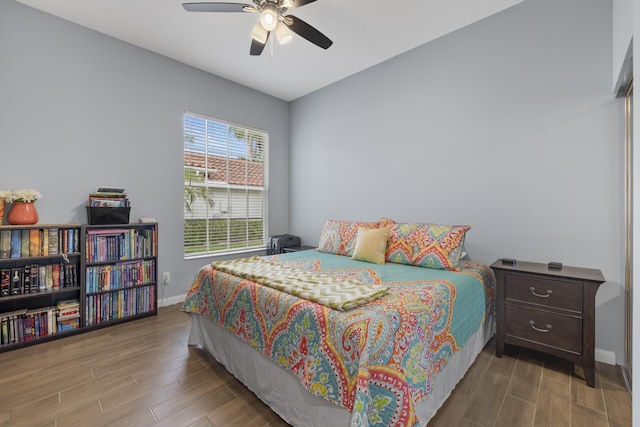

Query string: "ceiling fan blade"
[[285, 15, 332, 49], [289, 0, 317, 8], [182, 2, 252, 12], [250, 31, 270, 56]]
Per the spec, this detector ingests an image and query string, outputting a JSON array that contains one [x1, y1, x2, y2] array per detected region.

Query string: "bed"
[[182, 219, 496, 426]]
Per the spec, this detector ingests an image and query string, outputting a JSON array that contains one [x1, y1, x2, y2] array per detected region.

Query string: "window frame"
[[183, 111, 269, 259]]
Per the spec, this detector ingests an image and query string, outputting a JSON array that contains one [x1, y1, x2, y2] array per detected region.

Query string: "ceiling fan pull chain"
[[270, 33, 274, 58]]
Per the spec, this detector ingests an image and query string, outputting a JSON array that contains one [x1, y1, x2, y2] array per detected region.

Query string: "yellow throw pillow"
[[351, 227, 390, 265]]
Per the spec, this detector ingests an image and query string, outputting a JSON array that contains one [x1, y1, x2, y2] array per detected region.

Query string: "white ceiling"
[[15, 0, 523, 101]]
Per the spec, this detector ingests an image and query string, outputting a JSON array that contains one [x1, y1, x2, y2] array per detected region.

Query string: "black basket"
[[86, 206, 131, 225]]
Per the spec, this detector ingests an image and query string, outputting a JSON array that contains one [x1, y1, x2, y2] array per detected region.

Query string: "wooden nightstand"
[[282, 246, 316, 253], [490, 259, 605, 387]]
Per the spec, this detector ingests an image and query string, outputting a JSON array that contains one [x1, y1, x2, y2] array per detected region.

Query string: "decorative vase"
[[0, 199, 4, 224], [7, 202, 39, 225]]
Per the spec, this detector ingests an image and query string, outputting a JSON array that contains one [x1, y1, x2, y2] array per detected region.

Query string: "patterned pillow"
[[380, 217, 470, 271], [317, 220, 380, 256]]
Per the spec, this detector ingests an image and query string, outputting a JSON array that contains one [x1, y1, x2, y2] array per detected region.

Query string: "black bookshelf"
[[81, 223, 158, 328], [0, 224, 83, 351], [0, 222, 159, 352]]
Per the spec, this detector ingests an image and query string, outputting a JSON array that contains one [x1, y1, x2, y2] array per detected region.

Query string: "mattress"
[[182, 250, 495, 426]]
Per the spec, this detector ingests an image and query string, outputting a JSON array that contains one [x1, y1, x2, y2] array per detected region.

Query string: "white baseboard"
[[159, 293, 187, 308], [595, 348, 616, 365]]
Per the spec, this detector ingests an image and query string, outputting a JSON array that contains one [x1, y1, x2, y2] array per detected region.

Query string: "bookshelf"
[[0, 224, 83, 350], [0, 222, 158, 352], [81, 223, 158, 329]]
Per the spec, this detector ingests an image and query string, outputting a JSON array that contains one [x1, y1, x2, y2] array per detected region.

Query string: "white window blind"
[[184, 112, 268, 257]]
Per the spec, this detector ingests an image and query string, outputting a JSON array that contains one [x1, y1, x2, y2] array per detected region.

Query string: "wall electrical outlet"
[[162, 272, 170, 286]]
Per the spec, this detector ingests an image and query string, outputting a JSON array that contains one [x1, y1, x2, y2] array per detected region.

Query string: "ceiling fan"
[[182, 0, 333, 56]]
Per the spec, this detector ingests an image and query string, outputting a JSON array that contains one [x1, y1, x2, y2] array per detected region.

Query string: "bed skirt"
[[188, 312, 495, 426]]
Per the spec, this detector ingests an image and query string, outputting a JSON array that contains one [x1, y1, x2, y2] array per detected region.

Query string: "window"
[[184, 112, 268, 258]]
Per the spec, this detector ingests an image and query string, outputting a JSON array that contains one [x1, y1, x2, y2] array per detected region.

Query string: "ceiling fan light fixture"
[[260, 5, 278, 31], [251, 23, 268, 44], [275, 23, 292, 44], [281, 0, 294, 8]]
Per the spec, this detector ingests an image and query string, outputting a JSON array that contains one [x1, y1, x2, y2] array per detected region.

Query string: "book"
[[89, 197, 128, 207], [29, 229, 41, 257], [52, 264, 60, 290], [97, 187, 125, 193], [48, 228, 58, 256], [41, 311, 49, 336], [57, 299, 79, 310], [20, 229, 29, 258], [1, 316, 7, 345], [89, 187, 129, 208], [47, 307, 57, 335], [0, 230, 11, 259], [59, 263, 65, 288], [30, 264, 39, 293], [45, 265, 53, 291], [69, 264, 77, 287], [67, 228, 78, 253], [0, 269, 10, 297], [64, 264, 71, 288], [60, 230, 67, 254], [22, 264, 30, 294], [10, 230, 21, 258], [23, 314, 34, 341], [57, 300, 80, 321], [17, 313, 24, 342], [38, 266, 46, 292], [10, 268, 21, 295], [73, 229, 79, 253], [33, 311, 40, 338], [57, 308, 79, 320], [57, 317, 79, 331], [42, 229, 49, 256], [8, 314, 15, 343]]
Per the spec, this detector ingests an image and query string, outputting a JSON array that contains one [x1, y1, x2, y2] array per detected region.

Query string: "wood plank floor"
[[0, 304, 631, 427]]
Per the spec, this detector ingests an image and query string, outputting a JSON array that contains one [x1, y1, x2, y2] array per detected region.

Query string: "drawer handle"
[[529, 286, 553, 298], [529, 320, 552, 333]]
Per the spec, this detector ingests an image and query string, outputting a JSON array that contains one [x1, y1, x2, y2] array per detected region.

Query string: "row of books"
[[0, 300, 80, 346], [86, 227, 157, 263], [85, 259, 156, 294], [85, 285, 155, 326], [88, 188, 129, 208], [0, 263, 79, 298], [0, 228, 79, 260]]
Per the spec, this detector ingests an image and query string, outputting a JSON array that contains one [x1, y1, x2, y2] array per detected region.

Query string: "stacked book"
[[88, 187, 129, 207], [57, 299, 80, 331], [87, 187, 131, 225]]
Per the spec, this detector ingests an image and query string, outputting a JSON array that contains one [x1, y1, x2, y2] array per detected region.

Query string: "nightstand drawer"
[[505, 305, 582, 354], [505, 274, 582, 313]]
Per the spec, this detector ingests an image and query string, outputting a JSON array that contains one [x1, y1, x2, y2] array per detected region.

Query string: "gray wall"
[[291, 0, 624, 362], [0, 1, 290, 299], [613, 0, 632, 90]]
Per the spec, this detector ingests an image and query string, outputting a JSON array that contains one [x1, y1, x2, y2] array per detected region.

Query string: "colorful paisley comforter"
[[182, 250, 495, 426]]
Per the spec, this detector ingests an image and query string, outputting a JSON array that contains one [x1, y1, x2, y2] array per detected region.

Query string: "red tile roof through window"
[[185, 152, 263, 187]]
